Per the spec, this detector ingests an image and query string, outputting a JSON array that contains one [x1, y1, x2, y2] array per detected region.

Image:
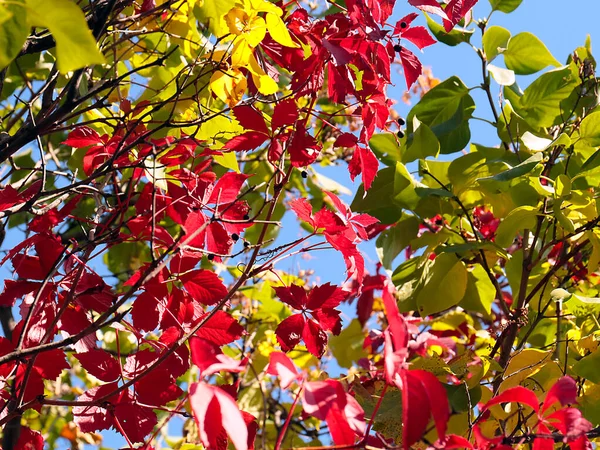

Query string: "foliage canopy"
[[0, 0, 599, 449]]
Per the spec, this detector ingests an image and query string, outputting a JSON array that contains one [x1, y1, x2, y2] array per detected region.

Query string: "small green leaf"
[[489, 0, 523, 13], [407, 76, 475, 154], [573, 351, 600, 384], [555, 174, 571, 198], [329, 320, 367, 369], [460, 265, 495, 316], [195, 0, 236, 37], [351, 166, 403, 224], [25, 0, 105, 73], [213, 152, 241, 172], [482, 25, 510, 62], [376, 215, 420, 270], [503, 32, 560, 75], [425, 13, 474, 46], [369, 133, 401, 166], [520, 66, 578, 128], [403, 117, 440, 163], [0, 0, 28, 70], [487, 64, 515, 86], [416, 253, 468, 316], [494, 205, 538, 248], [578, 111, 600, 147], [563, 294, 600, 318]]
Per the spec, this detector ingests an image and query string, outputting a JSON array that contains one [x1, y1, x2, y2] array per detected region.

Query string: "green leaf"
[[425, 13, 473, 46], [482, 25, 510, 63], [563, 294, 600, 318], [25, 0, 105, 73], [369, 133, 401, 166], [494, 205, 538, 248], [487, 64, 515, 86], [489, 0, 523, 13], [376, 215, 420, 269], [460, 265, 495, 316], [573, 351, 600, 384], [393, 162, 421, 210], [503, 32, 561, 75], [0, 0, 28, 70], [351, 166, 403, 224], [520, 66, 578, 128], [578, 111, 600, 147], [213, 152, 241, 172], [407, 76, 475, 154], [403, 117, 440, 163], [416, 253, 468, 316], [329, 320, 367, 369], [477, 153, 543, 192], [555, 174, 571, 198]]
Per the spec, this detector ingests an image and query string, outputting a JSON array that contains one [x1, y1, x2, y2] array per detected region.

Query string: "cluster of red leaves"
[[476, 377, 592, 450], [473, 206, 500, 240], [290, 191, 378, 285]]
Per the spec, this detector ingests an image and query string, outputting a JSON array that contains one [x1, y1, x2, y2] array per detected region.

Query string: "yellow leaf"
[[266, 13, 298, 48], [25, 0, 105, 73], [225, 8, 267, 47], [196, 0, 236, 37], [210, 69, 247, 107], [247, 53, 278, 95], [231, 39, 254, 67], [0, 0, 29, 70]]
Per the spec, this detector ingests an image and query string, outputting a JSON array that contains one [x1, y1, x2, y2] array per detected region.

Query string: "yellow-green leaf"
[[266, 13, 298, 48], [25, 0, 105, 73], [0, 0, 28, 70]]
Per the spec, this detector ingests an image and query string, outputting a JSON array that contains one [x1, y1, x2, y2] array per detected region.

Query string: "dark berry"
[[243, 214, 250, 220], [400, 21, 408, 29], [435, 218, 443, 226], [393, 44, 402, 52], [301, 170, 308, 178], [231, 233, 239, 241], [397, 130, 405, 138], [244, 241, 250, 248], [397, 117, 406, 126], [207, 254, 215, 261]]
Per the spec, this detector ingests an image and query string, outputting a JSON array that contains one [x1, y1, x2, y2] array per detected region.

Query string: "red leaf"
[[436, 434, 474, 449], [547, 407, 592, 440], [190, 337, 247, 376], [334, 133, 359, 148], [401, 26, 437, 50], [302, 317, 329, 357], [272, 99, 299, 130], [348, 145, 379, 191], [0, 186, 22, 211], [14, 427, 44, 450], [407, 0, 448, 19], [482, 386, 540, 413], [136, 369, 183, 406], [33, 348, 69, 379], [182, 210, 207, 248], [195, 310, 245, 345], [209, 173, 251, 204], [189, 382, 249, 450], [131, 291, 161, 332], [113, 393, 158, 444], [399, 47, 423, 89], [290, 198, 315, 228], [543, 376, 577, 412], [533, 423, 554, 450], [410, 370, 449, 440], [400, 369, 432, 449], [73, 383, 118, 433], [266, 351, 300, 389], [224, 131, 269, 151], [62, 126, 104, 148], [275, 314, 305, 352], [75, 349, 121, 382], [289, 123, 321, 167], [274, 283, 308, 310], [394, 13, 419, 33], [233, 106, 269, 134], [180, 269, 228, 305]]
